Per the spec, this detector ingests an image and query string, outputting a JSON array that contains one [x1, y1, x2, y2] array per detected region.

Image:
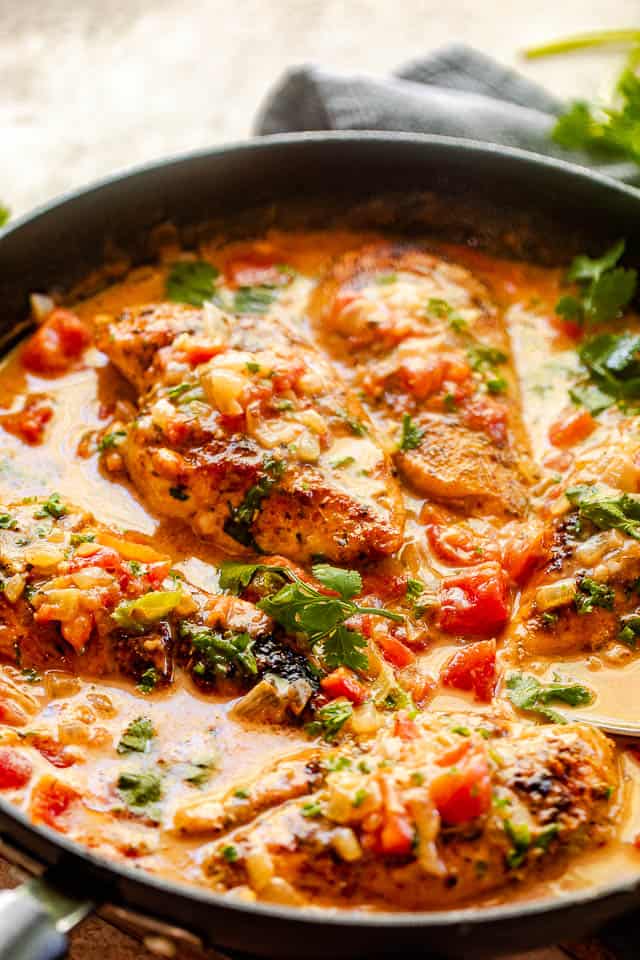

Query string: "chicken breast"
[[507, 501, 640, 658], [310, 244, 532, 517], [0, 498, 317, 713], [97, 302, 405, 563], [194, 711, 618, 910]]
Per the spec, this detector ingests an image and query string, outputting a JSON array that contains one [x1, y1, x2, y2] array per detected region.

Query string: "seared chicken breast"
[[310, 244, 532, 516], [190, 711, 618, 909], [96, 302, 405, 563]]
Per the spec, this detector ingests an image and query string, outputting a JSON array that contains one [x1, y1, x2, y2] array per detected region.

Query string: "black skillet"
[[0, 133, 640, 960]]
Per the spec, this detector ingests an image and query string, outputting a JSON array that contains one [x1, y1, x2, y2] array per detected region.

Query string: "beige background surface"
[[0, 0, 638, 956]]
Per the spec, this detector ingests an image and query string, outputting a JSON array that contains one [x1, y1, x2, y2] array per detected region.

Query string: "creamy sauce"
[[1, 227, 640, 907]]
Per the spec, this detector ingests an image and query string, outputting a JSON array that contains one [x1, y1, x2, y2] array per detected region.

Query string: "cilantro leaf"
[[400, 413, 424, 451], [234, 285, 277, 315], [166, 261, 219, 306], [117, 716, 155, 754], [506, 672, 593, 723], [467, 345, 508, 370], [182, 623, 257, 679], [223, 457, 285, 548], [306, 699, 353, 741], [311, 563, 362, 600], [98, 430, 126, 452], [117, 770, 162, 808], [0, 205, 9, 228], [566, 485, 640, 540], [573, 331, 640, 411], [35, 493, 66, 519], [323, 624, 369, 672], [218, 560, 402, 673], [137, 667, 159, 694], [574, 576, 615, 614], [556, 240, 636, 327]]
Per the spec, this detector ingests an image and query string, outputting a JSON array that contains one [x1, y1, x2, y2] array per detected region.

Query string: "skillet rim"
[[1, 130, 640, 939]]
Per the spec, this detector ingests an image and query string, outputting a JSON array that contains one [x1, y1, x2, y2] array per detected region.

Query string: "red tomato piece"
[[427, 523, 497, 566], [320, 667, 367, 705], [29, 735, 76, 769], [438, 562, 510, 636], [225, 251, 287, 288], [462, 395, 508, 445], [374, 630, 415, 668], [394, 710, 419, 740], [22, 309, 91, 375], [500, 520, 546, 585], [182, 341, 224, 366], [440, 639, 496, 702], [377, 774, 414, 856], [67, 545, 123, 574], [30, 776, 80, 831], [548, 407, 596, 448], [1, 394, 54, 445], [430, 743, 492, 825], [0, 748, 33, 789]]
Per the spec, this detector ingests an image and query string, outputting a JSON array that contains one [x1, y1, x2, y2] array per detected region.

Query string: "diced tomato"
[[542, 449, 573, 473], [548, 407, 596, 448], [1, 394, 54, 445], [407, 672, 436, 706], [394, 710, 419, 740], [462, 395, 508, 445], [225, 250, 287, 288], [22, 309, 91, 375], [30, 776, 80, 831], [28, 735, 76, 769], [376, 774, 414, 856], [430, 743, 492, 825], [359, 572, 408, 604], [320, 667, 367, 705], [440, 639, 496, 703], [548, 311, 583, 341], [374, 629, 415, 668], [182, 341, 224, 366], [436, 737, 471, 768], [500, 520, 546, 584], [398, 353, 472, 400], [427, 522, 497, 566], [438, 562, 510, 636], [0, 748, 33, 789], [67, 544, 124, 574]]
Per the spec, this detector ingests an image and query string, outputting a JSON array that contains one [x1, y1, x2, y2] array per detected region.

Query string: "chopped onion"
[[535, 578, 576, 612]]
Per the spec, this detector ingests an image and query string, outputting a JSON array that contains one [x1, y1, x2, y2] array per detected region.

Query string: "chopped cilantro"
[[467, 345, 508, 370], [117, 770, 162, 808], [574, 576, 615, 614], [352, 788, 368, 808], [556, 240, 636, 328], [35, 493, 66, 519], [223, 457, 285, 548], [487, 376, 507, 394], [181, 623, 257, 679], [566, 485, 640, 540], [137, 667, 159, 694], [166, 260, 219, 306], [331, 455, 356, 469], [98, 430, 126, 452], [221, 844, 239, 862], [0, 514, 17, 530], [301, 800, 323, 818], [234, 285, 277, 315], [619, 614, 640, 648], [338, 409, 368, 436], [573, 331, 640, 412], [117, 716, 155, 754], [399, 413, 424, 451], [506, 672, 593, 723], [306, 699, 353, 741]]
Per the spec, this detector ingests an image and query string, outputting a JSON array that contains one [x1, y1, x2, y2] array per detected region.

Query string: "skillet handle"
[[0, 885, 67, 960]]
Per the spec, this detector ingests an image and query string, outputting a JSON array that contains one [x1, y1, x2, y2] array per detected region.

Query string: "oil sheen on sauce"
[[1, 228, 639, 906]]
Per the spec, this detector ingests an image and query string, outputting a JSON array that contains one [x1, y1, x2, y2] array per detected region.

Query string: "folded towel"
[[255, 45, 638, 185]]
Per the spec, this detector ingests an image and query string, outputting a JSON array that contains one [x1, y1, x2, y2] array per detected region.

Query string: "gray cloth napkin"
[[254, 45, 639, 185]]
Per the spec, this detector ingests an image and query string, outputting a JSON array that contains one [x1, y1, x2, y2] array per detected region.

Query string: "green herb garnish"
[[234, 285, 277, 315], [35, 493, 66, 519], [137, 667, 159, 694], [117, 716, 155, 754], [506, 672, 593, 723], [400, 413, 424, 451], [112, 590, 183, 634], [117, 770, 163, 808], [556, 240, 636, 328], [306, 699, 353, 741], [566, 485, 640, 540], [182, 623, 257, 679], [98, 431, 126, 452], [166, 261, 219, 306], [223, 457, 285, 548], [574, 577, 615, 614]]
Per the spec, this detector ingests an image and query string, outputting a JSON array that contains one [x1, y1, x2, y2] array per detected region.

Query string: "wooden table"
[[0, 0, 637, 955]]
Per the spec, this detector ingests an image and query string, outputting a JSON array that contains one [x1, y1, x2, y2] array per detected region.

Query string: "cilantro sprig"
[[219, 560, 403, 672], [566, 485, 640, 540], [556, 240, 637, 328], [399, 413, 424, 451], [306, 699, 353, 741], [572, 331, 640, 412], [506, 672, 593, 723]]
